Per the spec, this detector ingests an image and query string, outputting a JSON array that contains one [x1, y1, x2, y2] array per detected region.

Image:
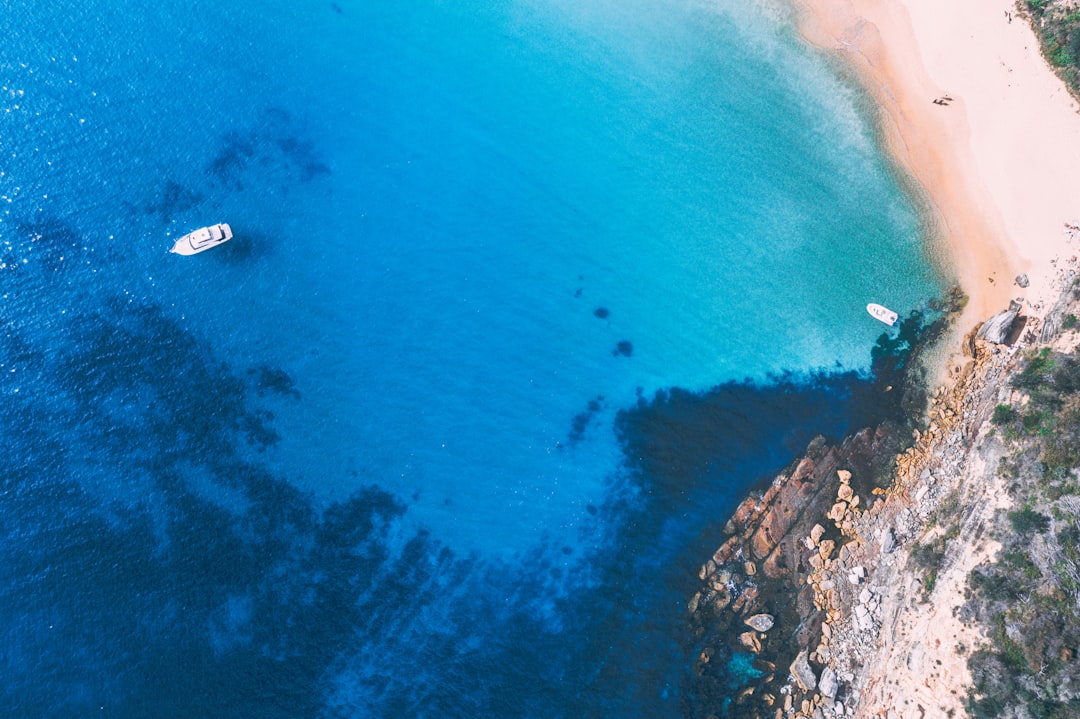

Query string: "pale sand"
[[787, 0, 1080, 332]]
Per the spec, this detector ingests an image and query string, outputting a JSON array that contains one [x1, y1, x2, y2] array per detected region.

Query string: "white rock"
[[819, 666, 839, 698], [744, 613, 775, 632]]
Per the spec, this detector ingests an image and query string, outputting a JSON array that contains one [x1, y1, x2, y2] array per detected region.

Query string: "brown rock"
[[739, 630, 762, 653], [837, 469, 852, 484], [837, 484, 854, 502], [789, 649, 818, 692], [818, 539, 836, 560]]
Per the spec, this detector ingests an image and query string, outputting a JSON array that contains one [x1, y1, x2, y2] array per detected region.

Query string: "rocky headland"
[[688, 259, 1080, 718]]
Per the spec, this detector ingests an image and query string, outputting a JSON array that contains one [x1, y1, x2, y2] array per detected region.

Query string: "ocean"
[[0, 0, 945, 716]]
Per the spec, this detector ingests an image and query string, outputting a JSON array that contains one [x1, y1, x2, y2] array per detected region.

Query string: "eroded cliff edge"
[[689, 263, 1080, 719]]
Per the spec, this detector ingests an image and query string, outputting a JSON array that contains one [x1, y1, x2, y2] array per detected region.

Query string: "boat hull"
[[170, 223, 233, 255], [866, 302, 899, 326]]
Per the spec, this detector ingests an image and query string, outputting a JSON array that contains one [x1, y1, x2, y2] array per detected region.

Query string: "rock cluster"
[[686, 280, 1073, 718], [687, 423, 905, 718], [798, 327, 1036, 717]]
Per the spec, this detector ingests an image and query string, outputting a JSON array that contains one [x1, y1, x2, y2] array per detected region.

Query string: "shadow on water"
[[213, 230, 262, 264], [143, 180, 204, 222], [206, 108, 332, 192], [0, 219, 942, 717]]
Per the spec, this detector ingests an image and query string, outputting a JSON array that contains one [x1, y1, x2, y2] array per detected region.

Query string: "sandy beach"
[[789, 0, 1080, 332], [777, 1, 1080, 715]]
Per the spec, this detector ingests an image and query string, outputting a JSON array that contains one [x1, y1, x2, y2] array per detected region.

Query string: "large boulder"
[[882, 527, 898, 554], [744, 613, 775, 632], [977, 300, 1022, 344], [789, 649, 817, 692], [739, 631, 762, 653]]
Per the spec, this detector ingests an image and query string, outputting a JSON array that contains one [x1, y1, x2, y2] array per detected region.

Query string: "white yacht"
[[866, 303, 899, 326], [169, 223, 233, 255]]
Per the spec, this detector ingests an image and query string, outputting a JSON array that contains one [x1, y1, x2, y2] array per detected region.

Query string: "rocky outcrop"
[[1039, 277, 1077, 342], [790, 649, 817, 692], [976, 299, 1023, 344], [687, 419, 907, 717], [687, 271, 1080, 718]]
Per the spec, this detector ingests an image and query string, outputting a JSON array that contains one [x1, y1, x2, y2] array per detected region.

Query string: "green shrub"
[[1024, 411, 1047, 433], [1051, 356, 1080, 394], [993, 404, 1016, 425], [1064, 314, 1079, 329], [1015, 348, 1056, 391], [911, 541, 946, 571], [1010, 506, 1051, 535]]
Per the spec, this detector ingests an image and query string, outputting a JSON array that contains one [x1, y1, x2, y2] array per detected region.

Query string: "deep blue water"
[[0, 0, 946, 716]]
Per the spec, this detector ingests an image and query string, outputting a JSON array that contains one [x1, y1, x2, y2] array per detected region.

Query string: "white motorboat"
[[866, 303, 899, 326], [169, 223, 233, 255]]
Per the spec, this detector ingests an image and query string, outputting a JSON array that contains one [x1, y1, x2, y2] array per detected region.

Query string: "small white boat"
[[867, 302, 899, 326], [169, 223, 233, 255]]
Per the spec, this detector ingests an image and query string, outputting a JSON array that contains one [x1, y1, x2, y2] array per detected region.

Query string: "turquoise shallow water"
[[0, 0, 946, 715]]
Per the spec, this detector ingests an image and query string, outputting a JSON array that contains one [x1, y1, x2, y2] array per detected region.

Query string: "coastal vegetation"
[[1024, 0, 1080, 95], [964, 332, 1080, 717]]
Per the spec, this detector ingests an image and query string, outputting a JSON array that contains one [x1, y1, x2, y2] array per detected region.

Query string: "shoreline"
[[685, 1, 1080, 715], [783, 0, 1080, 339]]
